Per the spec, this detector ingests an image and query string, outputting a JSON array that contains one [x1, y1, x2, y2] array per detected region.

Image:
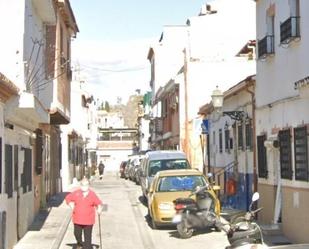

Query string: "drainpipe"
[[183, 48, 189, 158], [246, 81, 257, 193]]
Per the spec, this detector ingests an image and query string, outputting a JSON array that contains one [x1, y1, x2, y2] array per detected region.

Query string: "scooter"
[[218, 192, 268, 249], [172, 183, 221, 239]]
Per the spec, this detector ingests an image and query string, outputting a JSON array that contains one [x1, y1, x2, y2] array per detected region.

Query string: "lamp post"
[[211, 86, 224, 109], [211, 86, 246, 120], [211, 85, 257, 209]]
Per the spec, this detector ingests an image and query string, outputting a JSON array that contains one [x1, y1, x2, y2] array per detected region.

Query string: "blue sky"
[[70, 0, 209, 104]]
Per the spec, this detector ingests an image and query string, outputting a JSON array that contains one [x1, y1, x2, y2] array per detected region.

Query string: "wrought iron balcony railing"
[[280, 16, 300, 44], [258, 35, 274, 59]]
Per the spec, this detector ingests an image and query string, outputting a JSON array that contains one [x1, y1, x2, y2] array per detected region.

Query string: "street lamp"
[[211, 86, 224, 109], [211, 86, 246, 121]]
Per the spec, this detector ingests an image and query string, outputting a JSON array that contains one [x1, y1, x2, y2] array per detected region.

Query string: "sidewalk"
[[13, 187, 78, 249]]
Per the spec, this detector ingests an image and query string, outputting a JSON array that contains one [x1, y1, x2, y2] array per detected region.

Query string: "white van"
[[139, 150, 191, 199]]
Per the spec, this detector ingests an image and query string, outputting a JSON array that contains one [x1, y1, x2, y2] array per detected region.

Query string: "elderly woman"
[[65, 177, 103, 249]]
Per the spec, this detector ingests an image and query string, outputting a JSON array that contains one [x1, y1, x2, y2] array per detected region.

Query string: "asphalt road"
[[59, 172, 230, 249]]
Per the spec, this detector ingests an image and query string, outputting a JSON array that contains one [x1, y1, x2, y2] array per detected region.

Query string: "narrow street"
[[59, 173, 230, 249]]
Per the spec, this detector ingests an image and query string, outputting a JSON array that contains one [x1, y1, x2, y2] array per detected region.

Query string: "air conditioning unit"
[[264, 135, 279, 149]]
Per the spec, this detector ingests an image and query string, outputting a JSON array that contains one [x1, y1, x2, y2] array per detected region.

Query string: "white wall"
[[256, 0, 309, 188], [256, 0, 309, 107], [184, 0, 256, 121], [0, 125, 34, 249], [150, 26, 188, 103]]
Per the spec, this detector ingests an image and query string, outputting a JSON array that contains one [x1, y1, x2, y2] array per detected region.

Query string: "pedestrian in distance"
[[98, 161, 105, 180], [65, 177, 103, 249]]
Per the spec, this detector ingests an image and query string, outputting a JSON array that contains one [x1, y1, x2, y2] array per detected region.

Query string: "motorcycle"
[[218, 192, 268, 249], [172, 182, 221, 239]]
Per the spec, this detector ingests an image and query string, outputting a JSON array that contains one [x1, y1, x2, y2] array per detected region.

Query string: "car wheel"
[[177, 220, 193, 239], [149, 208, 159, 230], [151, 218, 158, 230]]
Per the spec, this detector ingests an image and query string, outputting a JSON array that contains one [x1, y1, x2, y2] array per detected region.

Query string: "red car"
[[119, 161, 127, 178]]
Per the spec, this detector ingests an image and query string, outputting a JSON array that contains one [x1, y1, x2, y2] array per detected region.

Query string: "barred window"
[[5, 144, 13, 198], [238, 124, 243, 150], [257, 135, 268, 178], [279, 129, 293, 180], [0, 138, 2, 193], [225, 129, 230, 151], [294, 127, 308, 181], [21, 148, 32, 193], [14, 145, 18, 192], [35, 129, 43, 175], [219, 129, 223, 153], [245, 120, 253, 150]]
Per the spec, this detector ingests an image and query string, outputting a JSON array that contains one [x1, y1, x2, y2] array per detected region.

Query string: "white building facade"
[[256, 0, 309, 243]]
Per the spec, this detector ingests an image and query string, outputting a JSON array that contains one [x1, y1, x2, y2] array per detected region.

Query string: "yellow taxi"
[[148, 169, 220, 229]]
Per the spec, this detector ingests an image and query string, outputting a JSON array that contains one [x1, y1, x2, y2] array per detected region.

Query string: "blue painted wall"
[[223, 173, 254, 211]]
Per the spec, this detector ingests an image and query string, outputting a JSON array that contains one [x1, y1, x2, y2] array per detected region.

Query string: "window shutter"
[[279, 129, 293, 179], [257, 135, 268, 178], [45, 25, 56, 79], [35, 129, 43, 175], [294, 127, 308, 181], [5, 144, 13, 198]]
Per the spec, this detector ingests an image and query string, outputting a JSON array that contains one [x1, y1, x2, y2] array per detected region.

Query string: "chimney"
[[199, 3, 217, 16]]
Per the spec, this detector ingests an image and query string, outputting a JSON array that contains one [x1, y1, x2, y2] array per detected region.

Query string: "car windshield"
[[157, 175, 207, 192], [148, 159, 190, 176]]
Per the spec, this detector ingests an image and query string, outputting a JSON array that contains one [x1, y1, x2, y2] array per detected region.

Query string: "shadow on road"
[[138, 195, 148, 207], [168, 227, 216, 239], [28, 192, 70, 231], [65, 243, 100, 248]]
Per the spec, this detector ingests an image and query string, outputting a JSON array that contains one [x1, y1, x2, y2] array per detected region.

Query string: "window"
[[161, 99, 168, 117], [5, 144, 13, 198], [157, 175, 207, 192], [225, 128, 230, 152], [148, 159, 190, 176], [219, 129, 223, 153], [257, 135, 268, 178], [21, 148, 32, 193], [281, 0, 300, 44], [0, 138, 2, 193], [238, 124, 243, 150], [294, 127, 308, 181], [289, 0, 300, 16], [14, 145, 18, 192], [245, 120, 253, 150], [45, 25, 56, 79], [266, 13, 275, 36], [35, 129, 43, 175], [229, 138, 233, 150], [279, 129, 293, 179]]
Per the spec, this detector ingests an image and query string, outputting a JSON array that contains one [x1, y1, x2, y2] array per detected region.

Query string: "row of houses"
[[138, 0, 309, 244], [0, 1, 99, 248]]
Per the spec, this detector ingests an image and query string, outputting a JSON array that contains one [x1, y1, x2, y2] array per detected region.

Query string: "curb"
[[51, 207, 72, 249]]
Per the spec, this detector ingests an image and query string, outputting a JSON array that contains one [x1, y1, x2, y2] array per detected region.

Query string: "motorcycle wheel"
[[177, 220, 194, 239]]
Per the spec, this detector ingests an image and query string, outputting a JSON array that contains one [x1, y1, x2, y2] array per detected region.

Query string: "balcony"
[[5, 92, 49, 130], [155, 118, 163, 135], [258, 35, 274, 59], [280, 16, 300, 44]]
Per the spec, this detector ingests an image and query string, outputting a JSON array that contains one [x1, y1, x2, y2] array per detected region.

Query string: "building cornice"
[[56, 0, 79, 35], [0, 72, 19, 102]]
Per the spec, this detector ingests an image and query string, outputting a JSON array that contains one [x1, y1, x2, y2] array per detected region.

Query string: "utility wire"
[[79, 64, 146, 73]]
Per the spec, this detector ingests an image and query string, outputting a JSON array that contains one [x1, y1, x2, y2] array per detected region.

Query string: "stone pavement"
[[13, 173, 309, 249], [13, 185, 79, 249]]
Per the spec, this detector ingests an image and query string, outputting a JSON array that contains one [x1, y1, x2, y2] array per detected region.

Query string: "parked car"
[[140, 150, 191, 200], [124, 154, 144, 181], [148, 169, 220, 229], [119, 161, 127, 178]]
